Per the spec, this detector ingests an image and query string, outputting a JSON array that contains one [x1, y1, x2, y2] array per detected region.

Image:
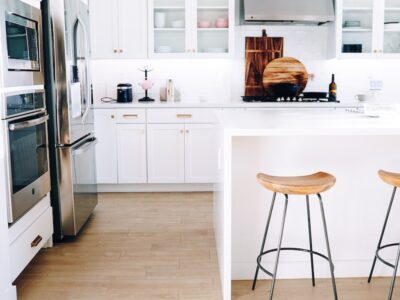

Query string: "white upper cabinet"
[[148, 0, 234, 58], [337, 0, 400, 57], [90, 0, 147, 59]]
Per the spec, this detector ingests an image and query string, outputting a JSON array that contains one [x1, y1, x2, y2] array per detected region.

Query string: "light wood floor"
[[15, 192, 222, 300], [233, 278, 400, 299]]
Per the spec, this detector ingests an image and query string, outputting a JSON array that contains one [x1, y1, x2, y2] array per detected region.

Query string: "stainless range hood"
[[244, 0, 335, 25]]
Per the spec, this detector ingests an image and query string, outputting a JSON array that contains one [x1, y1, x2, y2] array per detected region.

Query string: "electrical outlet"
[[370, 80, 383, 91]]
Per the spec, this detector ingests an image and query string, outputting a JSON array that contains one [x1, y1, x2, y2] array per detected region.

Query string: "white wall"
[[92, 25, 400, 105]]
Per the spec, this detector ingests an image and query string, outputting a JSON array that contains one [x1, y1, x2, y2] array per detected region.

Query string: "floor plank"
[[232, 278, 400, 300], [14, 192, 222, 300]]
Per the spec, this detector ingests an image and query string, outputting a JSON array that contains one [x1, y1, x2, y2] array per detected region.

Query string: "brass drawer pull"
[[123, 114, 139, 118], [176, 114, 192, 119], [31, 235, 43, 248]]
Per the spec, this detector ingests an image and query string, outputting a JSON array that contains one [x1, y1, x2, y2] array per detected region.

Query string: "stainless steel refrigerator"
[[42, 0, 98, 240]]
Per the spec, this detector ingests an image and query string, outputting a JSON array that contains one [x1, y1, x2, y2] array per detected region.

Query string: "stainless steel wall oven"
[[2, 90, 50, 224]]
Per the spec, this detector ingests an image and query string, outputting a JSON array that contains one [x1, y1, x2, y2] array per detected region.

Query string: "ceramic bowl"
[[215, 17, 228, 28], [198, 20, 211, 28]]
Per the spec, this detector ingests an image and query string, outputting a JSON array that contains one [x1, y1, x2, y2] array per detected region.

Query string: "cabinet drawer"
[[10, 207, 53, 281], [147, 109, 219, 124], [116, 109, 146, 123]]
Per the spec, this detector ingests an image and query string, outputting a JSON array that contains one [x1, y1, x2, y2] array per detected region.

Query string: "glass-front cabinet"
[[148, 0, 233, 57], [338, 0, 400, 56]]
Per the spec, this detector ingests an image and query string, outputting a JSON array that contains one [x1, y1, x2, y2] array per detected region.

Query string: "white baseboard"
[[0, 286, 16, 300], [232, 259, 396, 280], [97, 183, 215, 193]]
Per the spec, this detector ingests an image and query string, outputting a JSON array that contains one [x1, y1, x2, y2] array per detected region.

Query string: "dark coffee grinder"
[[117, 83, 133, 103]]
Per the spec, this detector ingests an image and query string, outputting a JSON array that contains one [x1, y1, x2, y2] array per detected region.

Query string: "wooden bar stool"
[[368, 170, 400, 300], [252, 172, 338, 300]]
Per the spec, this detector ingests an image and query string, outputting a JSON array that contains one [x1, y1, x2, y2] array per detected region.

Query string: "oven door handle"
[[8, 115, 49, 131]]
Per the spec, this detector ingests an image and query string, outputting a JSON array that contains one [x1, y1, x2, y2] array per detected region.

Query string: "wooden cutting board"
[[245, 30, 284, 97], [263, 57, 308, 96]]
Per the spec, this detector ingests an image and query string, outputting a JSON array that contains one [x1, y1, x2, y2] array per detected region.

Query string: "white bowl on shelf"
[[385, 23, 400, 30], [155, 46, 172, 53], [201, 48, 228, 53], [171, 20, 185, 28]]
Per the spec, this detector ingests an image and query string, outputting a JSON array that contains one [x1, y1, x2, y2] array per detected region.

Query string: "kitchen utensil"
[[154, 12, 166, 28], [263, 57, 308, 97], [198, 20, 212, 28], [117, 83, 133, 103], [171, 20, 184, 28], [215, 17, 229, 28], [268, 83, 299, 98], [302, 92, 328, 99], [245, 30, 284, 97], [344, 20, 361, 28], [343, 44, 362, 53], [166, 79, 175, 102]]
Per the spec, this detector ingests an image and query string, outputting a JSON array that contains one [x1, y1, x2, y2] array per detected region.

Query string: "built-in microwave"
[[0, 0, 44, 87]]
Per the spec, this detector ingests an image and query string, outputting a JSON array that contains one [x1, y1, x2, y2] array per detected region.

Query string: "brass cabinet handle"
[[114, 49, 118, 53], [180, 129, 184, 133], [123, 114, 138, 118], [176, 114, 192, 119], [120, 49, 124, 53], [31, 235, 43, 248], [186, 129, 189, 133], [111, 115, 115, 119]]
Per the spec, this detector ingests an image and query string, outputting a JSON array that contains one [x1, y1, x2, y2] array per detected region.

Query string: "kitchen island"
[[215, 109, 400, 300]]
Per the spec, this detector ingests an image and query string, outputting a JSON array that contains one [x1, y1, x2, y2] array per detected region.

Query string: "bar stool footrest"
[[257, 247, 334, 277], [376, 243, 400, 269]]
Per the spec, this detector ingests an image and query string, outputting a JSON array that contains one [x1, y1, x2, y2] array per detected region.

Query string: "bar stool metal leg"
[[269, 194, 289, 300], [318, 194, 338, 300], [252, 192, 277, 290], [388, 243, 400, 300], [368, 187, 397, 283], [306, 195, 316, 287]]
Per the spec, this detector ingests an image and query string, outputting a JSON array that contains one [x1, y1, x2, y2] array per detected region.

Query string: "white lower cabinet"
[[184, 124, 219, 183], [94, 109, 118, 184], [95, 108, 220, 185], [117, 124, 147, 183], [147, 124, 185, 183]]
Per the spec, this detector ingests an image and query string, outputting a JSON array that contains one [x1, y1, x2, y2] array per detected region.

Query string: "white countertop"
[[220, 109, 400, 136], [93, 100, 362, 109]]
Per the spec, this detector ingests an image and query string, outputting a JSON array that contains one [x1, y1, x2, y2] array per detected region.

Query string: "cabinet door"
[[118, 0, 148, 58], [147, 124, 185, 183], [89, 0, 119, 59], [94, 110, 118, 183], [117, 124, 147, 183], [184, 124, 219, 183]]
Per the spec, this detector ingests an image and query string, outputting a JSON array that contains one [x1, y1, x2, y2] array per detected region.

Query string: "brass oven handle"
[[31, 235, 43, 248], [176, 114, 192, 119]]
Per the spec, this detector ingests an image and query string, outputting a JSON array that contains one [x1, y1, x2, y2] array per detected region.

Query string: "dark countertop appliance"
[[117, 83, 133, 103]]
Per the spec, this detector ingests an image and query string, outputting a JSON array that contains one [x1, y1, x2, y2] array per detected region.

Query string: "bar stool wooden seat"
[[369, 170, 400, 300], [253, 172, 338, 300]]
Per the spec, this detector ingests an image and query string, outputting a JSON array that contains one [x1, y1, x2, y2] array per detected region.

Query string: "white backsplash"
[[92, 25, 400, 105]]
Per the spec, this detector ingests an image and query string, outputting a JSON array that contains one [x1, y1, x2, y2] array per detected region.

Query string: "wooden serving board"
[[245, 30, 284, 97], [263, 57, 308, 96]]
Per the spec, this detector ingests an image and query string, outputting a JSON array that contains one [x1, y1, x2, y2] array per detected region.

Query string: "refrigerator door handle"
[[72, 137, 97, 156]]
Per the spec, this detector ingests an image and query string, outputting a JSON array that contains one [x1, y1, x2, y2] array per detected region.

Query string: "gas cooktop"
[[242, 92, 340, 103]]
